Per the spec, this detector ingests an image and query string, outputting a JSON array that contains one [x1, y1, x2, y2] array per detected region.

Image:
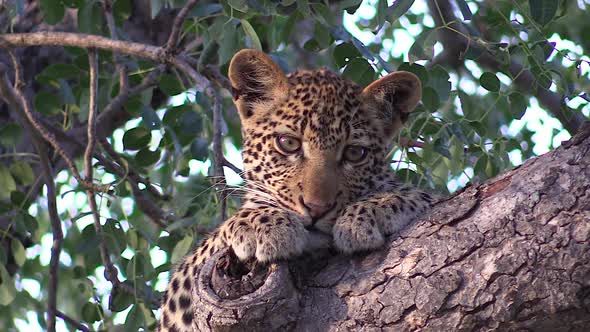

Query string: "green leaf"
[[103, 219, 127, 255], [529, 0, 558, 26], [428, 66, 451, 103], [190, 137, 209, 161], [191, 3, 223, 17], [0, 124, 22, 146], [171, 235, 194, 264], [398, 62, 429, 84], [141, 106, 162, 130], [78, 1, 104, 34], [113, 0, 132, 24], [479, 72, 501, 92], [297, 0, 311, 16], [241, 19, 262, 51], [81, 302, 103, 323], [342, 58, 375, 87], [0, 165, 17, 200], [159, 74, 184, 96], [136, 148, 161, 166], [388, 0, 415, 24], [11, 239, 25, 267], [36, 63, 80, 83], [333, 43, 362, 69], [180, 111, 203, 136], [219, 22, 239, 65], [125, 305, 146, 331], [123, 127, 152, 151], [0, 265, 16, 305], [127, 252, 154, 281], [227, 0, 248, 12], [34, 91, 62, 115], [40, 0, 65, 25], [422, 87, 440, 112], [303, 39, 321, 52], [311, 3, 334, 26], [109, 286, 133, 312], [409, 28, 436, 63], [10, 161, 35, 186], [508, 93, 528, 120]]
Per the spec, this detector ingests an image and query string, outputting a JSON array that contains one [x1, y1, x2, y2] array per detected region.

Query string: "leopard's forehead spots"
[[266, 69, 368, 149]]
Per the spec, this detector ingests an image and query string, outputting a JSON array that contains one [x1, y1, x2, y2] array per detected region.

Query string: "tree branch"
[[165, 0, 199, 53], [55, 310, 91, 332], [0, 32, 164, 62]]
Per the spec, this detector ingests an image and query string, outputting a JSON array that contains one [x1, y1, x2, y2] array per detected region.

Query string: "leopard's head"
[[229, 49, 421, 232]]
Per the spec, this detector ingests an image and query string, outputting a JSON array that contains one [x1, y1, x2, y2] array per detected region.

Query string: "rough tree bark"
[[190, 122, 590, 331]]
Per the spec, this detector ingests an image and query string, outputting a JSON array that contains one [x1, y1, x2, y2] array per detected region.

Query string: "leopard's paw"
[[332, 205, 384, 254], [254, 214, 308, 262], [224, 215, 257, 261]]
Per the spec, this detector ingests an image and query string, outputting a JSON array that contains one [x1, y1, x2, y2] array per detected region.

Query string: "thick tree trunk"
[[191, 122, 590, 331]]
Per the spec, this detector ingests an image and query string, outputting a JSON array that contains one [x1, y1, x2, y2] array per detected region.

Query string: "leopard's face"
[[229, 50, 421, 232]]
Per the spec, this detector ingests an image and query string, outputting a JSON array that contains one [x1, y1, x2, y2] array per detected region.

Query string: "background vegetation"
[[0, 0, 588, 330]]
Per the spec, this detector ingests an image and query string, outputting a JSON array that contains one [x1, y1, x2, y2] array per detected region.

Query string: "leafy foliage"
[[0, 0, 588, 331]]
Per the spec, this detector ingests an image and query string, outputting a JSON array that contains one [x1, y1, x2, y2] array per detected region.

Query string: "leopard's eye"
[[343, 145, 367, 163], [275, 135, 301, 154]]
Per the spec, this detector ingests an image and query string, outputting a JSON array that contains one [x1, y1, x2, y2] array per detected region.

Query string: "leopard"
[[157, 49, 433, 332]]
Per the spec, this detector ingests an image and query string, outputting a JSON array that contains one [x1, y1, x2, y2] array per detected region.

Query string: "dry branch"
[[191, 122, 590, 331]]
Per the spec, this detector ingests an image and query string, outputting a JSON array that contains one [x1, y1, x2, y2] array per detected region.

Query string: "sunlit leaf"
[[241, 19, 262, 51], [11, 239, 25, 267], [0, 165, 16, 200]]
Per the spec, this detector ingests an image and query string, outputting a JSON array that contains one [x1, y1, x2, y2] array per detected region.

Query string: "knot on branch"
[[192, 249, 301, 331]]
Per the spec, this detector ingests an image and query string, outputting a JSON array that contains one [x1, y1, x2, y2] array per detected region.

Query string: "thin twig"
[[209, 85, 227, 221], [39, 143, 62, 332], [84, 48, 120, 290], [56, 310, 91, 332], [223, 157, 242, 176], [85, 49, 99, 185], [165, 0, 199, 53], [398, 137, 426, 149], [8, 50, 22, 89], [102, 0, 128, 91], [98, 138, 169, 228]]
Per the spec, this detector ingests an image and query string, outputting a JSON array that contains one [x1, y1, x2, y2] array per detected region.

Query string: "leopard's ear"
[[229, 49, 288, 119], [361, 71, 422, 136]]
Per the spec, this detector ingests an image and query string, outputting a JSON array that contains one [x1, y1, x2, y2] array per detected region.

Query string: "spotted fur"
[[158, 50, 433, 332]]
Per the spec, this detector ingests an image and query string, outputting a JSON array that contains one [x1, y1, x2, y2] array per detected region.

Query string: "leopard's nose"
[[301, 198, 334, 219]]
